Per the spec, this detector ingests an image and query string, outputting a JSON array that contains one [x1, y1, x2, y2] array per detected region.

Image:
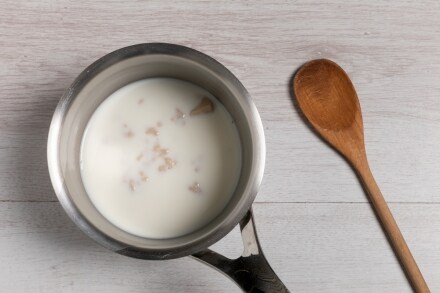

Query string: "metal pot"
[[47, 43, 288, 292]]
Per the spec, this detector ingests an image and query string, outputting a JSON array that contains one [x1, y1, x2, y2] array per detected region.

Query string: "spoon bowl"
[[294, 59, 358, 131]]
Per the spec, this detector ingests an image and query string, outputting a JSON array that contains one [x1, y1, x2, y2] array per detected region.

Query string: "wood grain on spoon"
[[293, 59, 430, 293]]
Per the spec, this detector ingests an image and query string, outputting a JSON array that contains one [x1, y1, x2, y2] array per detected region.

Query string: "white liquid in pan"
[[80, 78, 242, 239]]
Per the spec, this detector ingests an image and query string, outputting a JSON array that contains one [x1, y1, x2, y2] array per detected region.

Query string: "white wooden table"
[[1, 1, 439, 292]]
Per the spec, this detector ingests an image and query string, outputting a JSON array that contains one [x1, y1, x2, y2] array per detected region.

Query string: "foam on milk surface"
[[80, 78, 242, 239]]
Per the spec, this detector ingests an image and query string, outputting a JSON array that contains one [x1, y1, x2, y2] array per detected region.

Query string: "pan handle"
[[192, 209, 289, 293]]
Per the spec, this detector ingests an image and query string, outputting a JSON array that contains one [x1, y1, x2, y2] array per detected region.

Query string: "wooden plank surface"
[[1, 203, 439, 292], [0, 203, 440, 292], [0, 0, 439, 291]]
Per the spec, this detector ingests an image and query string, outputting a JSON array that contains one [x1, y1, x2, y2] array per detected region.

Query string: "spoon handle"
[[356, 162, 430, 293]]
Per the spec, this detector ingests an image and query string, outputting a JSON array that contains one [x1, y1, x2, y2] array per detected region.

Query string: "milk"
[[80, 78, 242, 239]]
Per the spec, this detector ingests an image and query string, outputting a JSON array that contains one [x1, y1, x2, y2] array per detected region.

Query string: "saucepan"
[[47, 43, 288, 292]]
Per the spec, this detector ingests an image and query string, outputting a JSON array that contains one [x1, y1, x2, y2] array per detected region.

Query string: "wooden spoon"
[[293, 59, 429, 293]]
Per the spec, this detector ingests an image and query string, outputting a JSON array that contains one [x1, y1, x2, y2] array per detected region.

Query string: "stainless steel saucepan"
[[47, 43, 288, 292]]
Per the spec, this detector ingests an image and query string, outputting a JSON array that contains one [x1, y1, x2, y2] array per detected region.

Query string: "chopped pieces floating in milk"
[[145, 127, 159, 136], [190, 97, 214, 116], [189, 182, 202, 193], [80, 78, 242, 239]]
